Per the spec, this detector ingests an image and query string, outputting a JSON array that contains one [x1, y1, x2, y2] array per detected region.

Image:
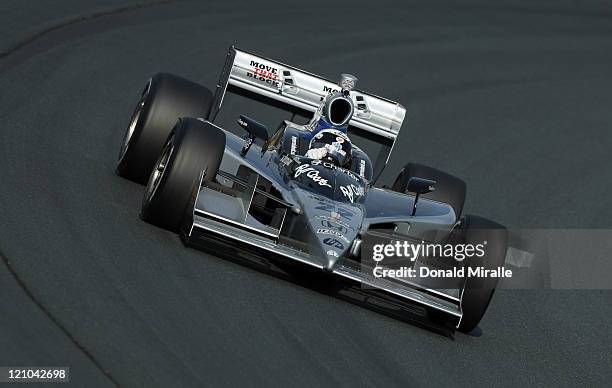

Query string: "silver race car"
[[116, 46, 508, 335]]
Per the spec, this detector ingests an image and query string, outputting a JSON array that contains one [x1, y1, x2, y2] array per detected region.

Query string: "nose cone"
[[315, 226, 354, 271], [298, 194, 362, 271]]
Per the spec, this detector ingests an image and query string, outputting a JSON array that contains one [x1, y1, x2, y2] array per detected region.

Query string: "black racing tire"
[[391, 162, 467, 219], [116, 73, 213, 184], [457, 215, 508, 333], [140, 118, 225, 232]]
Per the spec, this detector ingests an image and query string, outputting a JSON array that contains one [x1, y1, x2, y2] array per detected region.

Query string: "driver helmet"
[[309, 129, 352, 167]]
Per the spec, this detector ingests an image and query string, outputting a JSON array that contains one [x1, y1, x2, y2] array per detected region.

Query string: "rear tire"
[[391, 162, 466, 219], [457, 215, 508, 333], [141, 118, 225, 232], [117, 73, 213, 184]]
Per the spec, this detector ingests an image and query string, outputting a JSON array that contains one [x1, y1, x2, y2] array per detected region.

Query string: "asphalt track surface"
[[1, 1, 611, 386]]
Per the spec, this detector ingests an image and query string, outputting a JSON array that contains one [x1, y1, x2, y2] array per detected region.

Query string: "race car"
[[116, 46, 508, 334]]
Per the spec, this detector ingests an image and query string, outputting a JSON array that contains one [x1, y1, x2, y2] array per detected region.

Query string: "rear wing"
[[209, 46, 407, 179]]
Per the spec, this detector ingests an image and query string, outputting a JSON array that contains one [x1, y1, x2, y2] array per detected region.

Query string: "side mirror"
[[238, 115, 269, 156], [406, 177, 436, 216], [406, 177, 436, 195], [238, 115, 269, 141]]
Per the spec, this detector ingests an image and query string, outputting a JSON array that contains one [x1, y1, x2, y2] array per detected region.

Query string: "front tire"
[[457, 215, 508, 333], [117, 73, 213, 184], [141, 118, 225, 232]]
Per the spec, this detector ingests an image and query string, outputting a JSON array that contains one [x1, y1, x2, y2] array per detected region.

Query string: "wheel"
[[116, 73, 213, 184], [457, 215, 508, 333], [141, 118, 225, 232], [391, 162, 466, 219]]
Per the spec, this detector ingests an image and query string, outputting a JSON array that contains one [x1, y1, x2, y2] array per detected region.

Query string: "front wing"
[[180, 169, 465, 333]]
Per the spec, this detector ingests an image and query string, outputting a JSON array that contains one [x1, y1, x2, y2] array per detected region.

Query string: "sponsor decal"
[[320, 219, 348, 234], [290, 136, 298, 155], [323, 85, 340, 93], [280, 155, 292, 165], [314, 204, 354, 219], [247, 60, 280, 87], [326, 250, 339, 257], [317, 228, 350, 243], [310, 159, 359, 181], [342, 169, 359, 181], [310, 159, 332, 168], [294, 164, 331, 187], [241, 137, 253, 154], [315, 214, 351, 230], [340, 184, 365, 203], [323, 237, 344, 249], [359, 159, 366, 177]]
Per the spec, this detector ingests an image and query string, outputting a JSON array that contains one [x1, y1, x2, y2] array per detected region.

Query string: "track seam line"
[[0, 250, 120, 387], [0, 0, 175, 59]]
